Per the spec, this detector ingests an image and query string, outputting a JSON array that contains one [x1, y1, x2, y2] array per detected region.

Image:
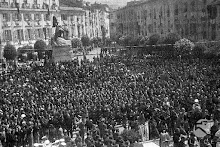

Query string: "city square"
[[0, 0, 220, 147]]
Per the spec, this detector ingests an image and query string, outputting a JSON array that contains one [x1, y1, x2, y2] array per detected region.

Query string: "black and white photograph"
[[0, 0, 220, 147]]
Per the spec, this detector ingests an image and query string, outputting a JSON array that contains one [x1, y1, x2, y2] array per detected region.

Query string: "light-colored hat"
[[194, 99, 199, 103]]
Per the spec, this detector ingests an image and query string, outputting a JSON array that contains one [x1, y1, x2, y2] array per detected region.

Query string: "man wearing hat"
[[188, 131, 198, 147], [211, 120, 220, 147], [193, 99, 201, 110]]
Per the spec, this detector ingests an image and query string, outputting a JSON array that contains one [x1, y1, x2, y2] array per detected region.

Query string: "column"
[[75, 16, 78, 38]]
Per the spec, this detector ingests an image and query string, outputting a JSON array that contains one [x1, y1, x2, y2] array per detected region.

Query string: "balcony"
[[46, 21, 51, 26], [24, 16, 32, 22], [32, 4, 40, 9], [51, 3, 57, 10], [0, 2, 8, 8], [71, 21, 75, 26], [34, 21, 41, 26], [2, 22, 8, 27], [26, 21, 31, 26], [14, 21, 22, 26], [42, 3, 49, 9], [11, 2, 20, 8], [22, 3, 30, 9], [62, 20, 68, 25]]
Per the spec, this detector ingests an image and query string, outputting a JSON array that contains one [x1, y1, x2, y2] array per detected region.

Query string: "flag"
[[15, 2, 20, 14], [43, 28, 47, 40], [52, 16, 58, 27], [46, 4, 50, 15]]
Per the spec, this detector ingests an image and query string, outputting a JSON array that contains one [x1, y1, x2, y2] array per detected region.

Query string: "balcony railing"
[[46, 21, 50, 26], [51, 3, 57, 10], [35, 21, 41, 26], [3, 22, 8, 27], [22, 3, 30, 9], [11, 2, 20, 8], [24, 16, 32, 21], [42, 3, 49, 9], [15, 21, 22, 26], [0, 2, 8, 8], [32, 4, 40, 9], [26, 21, 31, 26]]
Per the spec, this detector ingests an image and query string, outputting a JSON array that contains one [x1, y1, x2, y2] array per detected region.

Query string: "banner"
[[139, 121, 149, 142], [193, 119, 214, 138]]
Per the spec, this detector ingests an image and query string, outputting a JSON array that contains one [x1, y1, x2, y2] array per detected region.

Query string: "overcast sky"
[[85, 0, 131, 7]]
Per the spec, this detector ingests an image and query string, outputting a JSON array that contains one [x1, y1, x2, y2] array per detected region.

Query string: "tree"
[[193, 43, 207, 58], [71, 38, 82, 48], [119, 36, 126, 46], [124, 35, 133, 46], [129, 37, 137, 46], [163, 33, 181, 44], [97, 37, 102, 46], [105, 37, 112, 46], [139, 36, 148, 46], [34, 40, 47, 59], [146, 34, 160, 45], [115, 34, 122, 45], [81, 35, 90, 47], [91, 37, 98, 47], [34, 40, 47, 50], [101, 25, 107, 45], [3, 43, 17, 60], [174, 38, 195, 57], [203, 41, 220, 57]]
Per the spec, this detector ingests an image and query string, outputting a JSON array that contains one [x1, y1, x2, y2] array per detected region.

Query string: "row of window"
[[3, 28, 52, 42], [175, 0, 208, 15], [3, 13, 50, 22], [1, 0, 56, 5], [117, 5, 171, 22], [61, 14, 84, 22]]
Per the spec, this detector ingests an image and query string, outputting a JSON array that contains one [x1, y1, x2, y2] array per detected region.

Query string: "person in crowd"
[[1, 52, 220, 147], [173, 128, 181, 147], [211, 120, 220, 147], [188, 131, 199, 147], [159, 129, 171, 147]]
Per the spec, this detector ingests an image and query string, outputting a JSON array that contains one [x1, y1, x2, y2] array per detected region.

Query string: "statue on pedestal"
[[51, 16, 71, 47]]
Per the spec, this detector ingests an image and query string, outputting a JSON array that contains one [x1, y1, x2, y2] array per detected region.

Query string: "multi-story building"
[[59, 0, 85, 39], [58, 1, 110, 40], [0, 0, 111, 48], [173, 0, 220, 41], [115, 0, 220, 41], [109, 9, 117, 39], [90, 3, 110, 39], [0, 0, 59, 47]]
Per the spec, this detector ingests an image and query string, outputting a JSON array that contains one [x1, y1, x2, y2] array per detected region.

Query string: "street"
[[73, 47, 101, 62]]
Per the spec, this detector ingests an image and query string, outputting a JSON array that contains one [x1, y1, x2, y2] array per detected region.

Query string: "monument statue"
[[50, 16, 74, 62], [51, 16, 71, 47]]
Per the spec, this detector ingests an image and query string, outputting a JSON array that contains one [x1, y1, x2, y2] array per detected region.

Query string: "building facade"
[[109, 9, 117, 39], [0, 0, 110, 49], [173, 0, 220, 41], [59, 1, 110, 41], [0, 0, 59, 47], [115, 0, 220, 41]]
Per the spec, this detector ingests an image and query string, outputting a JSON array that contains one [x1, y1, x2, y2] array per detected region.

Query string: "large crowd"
[[0, 51, 220, 147]]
